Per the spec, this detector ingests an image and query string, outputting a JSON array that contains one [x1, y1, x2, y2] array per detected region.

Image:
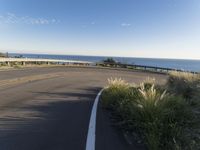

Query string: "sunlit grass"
[[169, 71, 199, 82]]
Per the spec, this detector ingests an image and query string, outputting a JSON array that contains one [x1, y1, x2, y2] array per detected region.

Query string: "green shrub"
[[103, 58, 117, 64], [102, 78, 196, 150], [102, 78, 131, 109], [167, 71, 200, 104]]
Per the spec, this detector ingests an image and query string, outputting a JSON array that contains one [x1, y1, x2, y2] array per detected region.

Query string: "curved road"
[[0, 67, 166, 150]]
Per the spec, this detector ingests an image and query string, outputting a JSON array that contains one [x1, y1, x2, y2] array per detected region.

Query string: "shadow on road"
[[0, 87, 101, 150]]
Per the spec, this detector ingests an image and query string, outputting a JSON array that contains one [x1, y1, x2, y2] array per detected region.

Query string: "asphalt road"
[[0, 67, 166, 150]]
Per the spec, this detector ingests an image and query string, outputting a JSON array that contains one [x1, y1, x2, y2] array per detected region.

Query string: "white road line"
[[85, 89, 104, 150]]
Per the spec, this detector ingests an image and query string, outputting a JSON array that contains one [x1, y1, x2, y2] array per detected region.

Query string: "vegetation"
[[103, 57, 117, 64], [167, 71, 200, 104], [96, 57, 131, 68], [102, 73, 200, 150], [0, 52, 7, 58]]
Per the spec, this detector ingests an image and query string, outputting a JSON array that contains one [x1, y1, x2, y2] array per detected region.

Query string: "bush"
[[102, 78, 131, 109], [102, 78, 196, 150], [167, 71, 200, 104], [103, 58, 117, 64]]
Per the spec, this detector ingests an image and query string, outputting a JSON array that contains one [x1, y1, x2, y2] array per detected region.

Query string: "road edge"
[[85, 89, 104, 150]]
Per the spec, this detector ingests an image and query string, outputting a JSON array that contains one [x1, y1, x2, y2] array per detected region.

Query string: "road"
[[0, 67, 166, 150]]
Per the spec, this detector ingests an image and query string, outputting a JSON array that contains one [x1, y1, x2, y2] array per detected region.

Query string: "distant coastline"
[[8, 53, 200, 72]]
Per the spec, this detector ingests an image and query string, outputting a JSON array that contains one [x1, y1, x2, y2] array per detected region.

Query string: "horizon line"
[[2, 51, 200, 61]]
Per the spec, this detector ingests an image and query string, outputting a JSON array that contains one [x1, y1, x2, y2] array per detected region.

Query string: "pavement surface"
[[0, 66, 166, 150]]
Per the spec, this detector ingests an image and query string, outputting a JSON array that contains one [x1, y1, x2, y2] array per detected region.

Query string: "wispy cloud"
[[121, 23, 131, 27], [0, 13, 59, 25]]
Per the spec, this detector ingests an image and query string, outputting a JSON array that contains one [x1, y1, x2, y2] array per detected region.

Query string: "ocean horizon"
[[9, 53, 200, 72]]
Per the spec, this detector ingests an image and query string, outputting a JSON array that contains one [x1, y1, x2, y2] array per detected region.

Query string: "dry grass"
[[169, 71, 200, 82], [107, 77, 130, 88]]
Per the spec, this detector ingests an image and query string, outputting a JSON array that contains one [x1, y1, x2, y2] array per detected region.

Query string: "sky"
[[0, 0, 200, 59]]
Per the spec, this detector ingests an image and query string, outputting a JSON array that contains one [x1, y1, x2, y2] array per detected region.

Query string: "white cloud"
[[121, 23, 131, 27], [0, 13, 59, 25]]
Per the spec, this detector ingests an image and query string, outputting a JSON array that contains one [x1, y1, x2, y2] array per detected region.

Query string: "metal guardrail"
[[0, 58, 198, 74], [96, 62, 198, 74], [0, 58, 93, 65]]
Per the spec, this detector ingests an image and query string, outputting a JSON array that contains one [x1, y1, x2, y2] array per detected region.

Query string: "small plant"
[[143, 77, 156, 84], [137, 83, 167, 110]]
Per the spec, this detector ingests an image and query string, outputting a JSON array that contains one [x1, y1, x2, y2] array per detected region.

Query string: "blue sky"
[[0, 0, 200, 59]]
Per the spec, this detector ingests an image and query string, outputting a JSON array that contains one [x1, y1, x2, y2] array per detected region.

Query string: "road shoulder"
[[95, 98, 145, 150]]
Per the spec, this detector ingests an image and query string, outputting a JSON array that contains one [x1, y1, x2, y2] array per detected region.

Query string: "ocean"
[[9, 53, 200, 72]]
